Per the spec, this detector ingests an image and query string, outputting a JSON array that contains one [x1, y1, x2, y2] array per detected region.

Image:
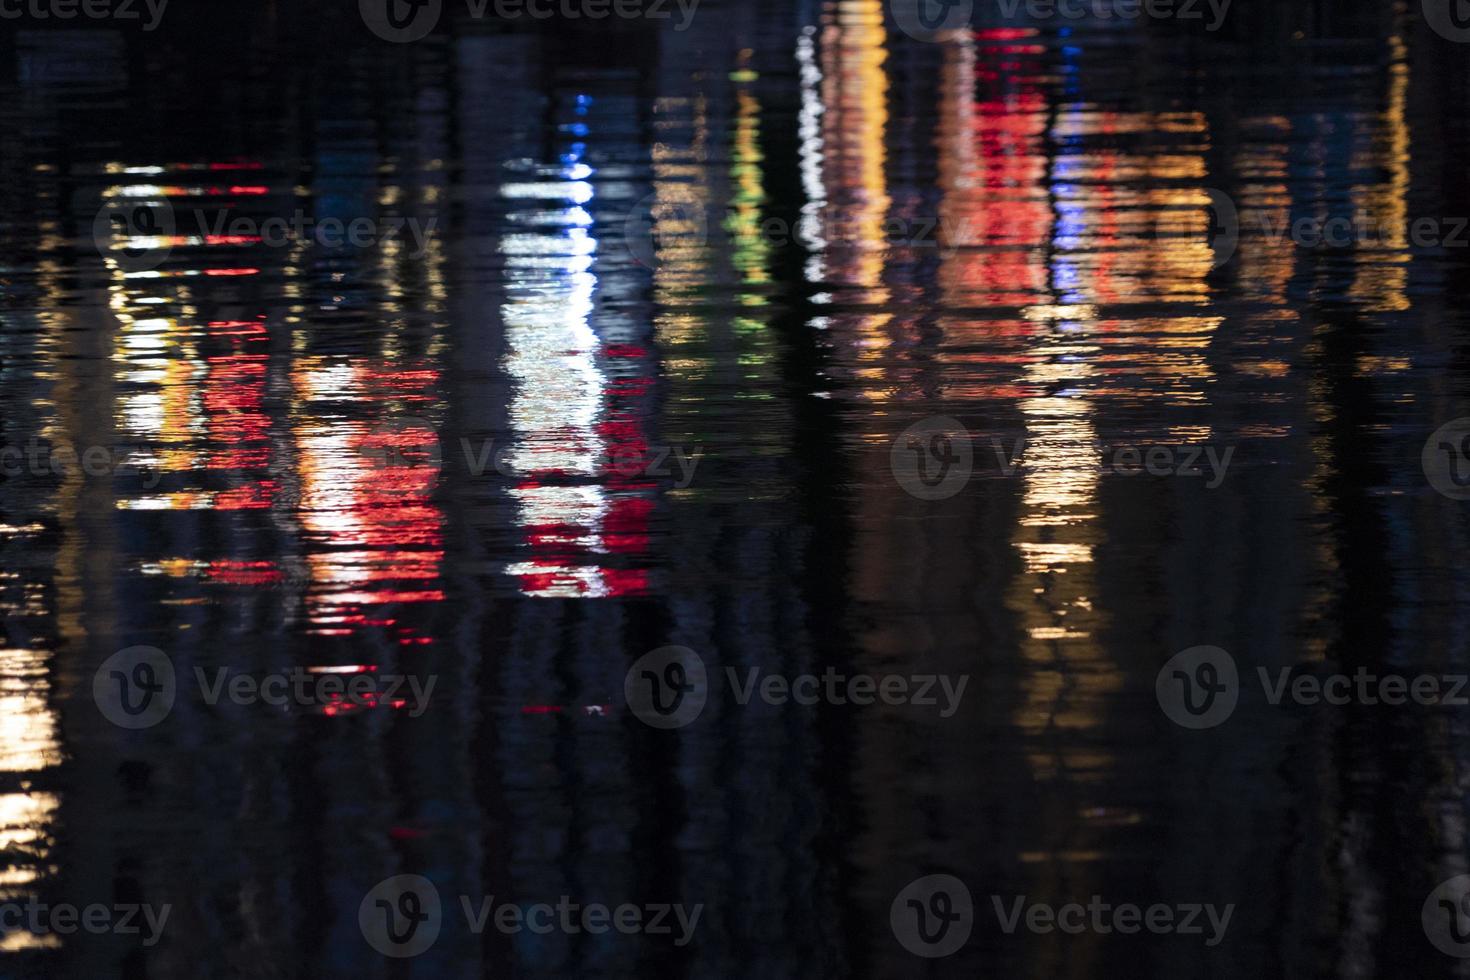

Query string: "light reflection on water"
[[0, 2, 1467, 976]]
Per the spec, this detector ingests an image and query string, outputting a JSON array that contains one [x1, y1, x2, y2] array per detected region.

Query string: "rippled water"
[[2, 2, 1470, 976]]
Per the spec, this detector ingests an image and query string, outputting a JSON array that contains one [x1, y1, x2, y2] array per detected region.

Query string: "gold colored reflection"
[[0, 649, 61, 775], [0, 644, 61, 921], [818, 0, 891, 293], [1007, 336, 1114, 762], [1348, 29, 1410, 314], [813, 0, 892, 391]]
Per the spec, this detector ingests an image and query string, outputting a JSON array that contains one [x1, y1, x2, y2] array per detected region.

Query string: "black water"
[[2, 1, 1470, 976]]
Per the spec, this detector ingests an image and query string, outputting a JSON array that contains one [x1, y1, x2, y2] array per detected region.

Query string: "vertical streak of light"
[[1004, 53, 1112, 907], [499, 172, 610, 596], [1348, 21, 1410, 313], [796, 28, 828, 283], [818, 0, 892, 389]]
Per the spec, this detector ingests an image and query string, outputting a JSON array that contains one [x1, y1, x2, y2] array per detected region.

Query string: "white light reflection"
[[498, 169, 610, 596]]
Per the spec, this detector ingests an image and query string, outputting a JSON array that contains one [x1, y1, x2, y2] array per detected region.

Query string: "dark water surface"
[[2, 1, 1470, 976]]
